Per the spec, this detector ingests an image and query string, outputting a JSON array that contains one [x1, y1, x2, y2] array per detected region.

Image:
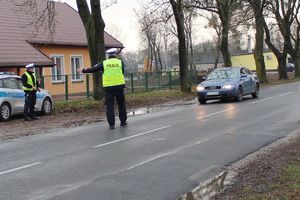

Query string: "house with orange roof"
[[0, 0, 124, 96]]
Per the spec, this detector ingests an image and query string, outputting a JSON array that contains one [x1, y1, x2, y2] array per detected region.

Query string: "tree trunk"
[[190, 42, 194, 71], [277, 53, 288, 80], [77, 0, 106, 100], [156, 46, 164, 70], [214, 52, 220, 69], [214, 34, 221, 69], [170, 0, 190, 92], [294, 54, 300, 77], [188, 29, 194, 71], [263, 19, 288, 80], [220, 16, 232, 67], [251, 0, 268, 83]]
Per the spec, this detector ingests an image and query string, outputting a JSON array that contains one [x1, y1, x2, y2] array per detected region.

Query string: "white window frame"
[[50, 55, 65, 83], [70, 55, 83, 82]]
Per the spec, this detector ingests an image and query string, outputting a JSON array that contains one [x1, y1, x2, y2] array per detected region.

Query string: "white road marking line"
[[93, 126, 171, 148], [197, 109, 233, 120], [124, 135, 216, 171], [249, 97, 273, 105], [278, 91, 294, 97], [0, 162, 42, 176]]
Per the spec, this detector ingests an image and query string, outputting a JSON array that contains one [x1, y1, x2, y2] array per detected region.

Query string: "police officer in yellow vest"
[[21, 63, 41, 121], [80, 48, 127, 129]]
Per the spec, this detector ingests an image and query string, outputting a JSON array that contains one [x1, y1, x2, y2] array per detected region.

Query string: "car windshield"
[[207, 69, 239, 80]]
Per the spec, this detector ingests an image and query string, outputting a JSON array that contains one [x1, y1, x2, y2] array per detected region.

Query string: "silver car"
[[0, 73, 53, 121]]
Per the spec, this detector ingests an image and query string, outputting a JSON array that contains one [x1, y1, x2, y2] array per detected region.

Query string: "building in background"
[[0, 1, 124, 96], [231, 52, 278, 71]]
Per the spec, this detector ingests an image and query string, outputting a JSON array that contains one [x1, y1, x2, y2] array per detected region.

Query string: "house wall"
[[0, 68, 17, 73], [37, 45, 93, 96], [231, 52, 278, 71]]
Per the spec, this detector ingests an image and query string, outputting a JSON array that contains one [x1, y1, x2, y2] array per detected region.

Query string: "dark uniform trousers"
[[24, 91, 37, 118], [105, 88, 127, 126]]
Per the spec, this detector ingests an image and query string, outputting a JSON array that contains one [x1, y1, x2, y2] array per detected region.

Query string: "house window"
[[71, 56, 83, 81], [34, 67, 43, 80], [51, 56, 64, 82]]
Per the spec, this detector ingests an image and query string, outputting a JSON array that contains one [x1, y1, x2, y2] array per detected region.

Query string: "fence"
[[41, 70, 202, 101]]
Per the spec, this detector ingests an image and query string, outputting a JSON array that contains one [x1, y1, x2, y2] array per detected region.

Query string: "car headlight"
[[222, 84, 234, 90], [197, 85, 205, 91]]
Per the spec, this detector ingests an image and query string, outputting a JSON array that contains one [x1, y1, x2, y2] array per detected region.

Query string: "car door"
[[2, 78, 24, 114], [14, 78, 26, 113], [245, 68, 256, 93], [240, 68, 251, 94]]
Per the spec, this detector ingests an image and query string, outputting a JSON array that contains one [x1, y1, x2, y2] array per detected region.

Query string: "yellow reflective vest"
[[23, 71, 36, 91], [102, 58, 125, 87]]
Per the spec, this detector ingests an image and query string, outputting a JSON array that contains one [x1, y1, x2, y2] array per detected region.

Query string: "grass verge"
[[53, 89, 196, 114], [261, 76, 300, 87], [240, 162, 300, 200]]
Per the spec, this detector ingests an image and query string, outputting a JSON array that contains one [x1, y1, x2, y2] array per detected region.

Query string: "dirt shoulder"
[[0, 111, 106, 139], [0, 96, 196, 139], [211, 131, 300, 200]]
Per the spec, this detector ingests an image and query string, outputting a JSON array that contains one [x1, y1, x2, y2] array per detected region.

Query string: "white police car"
[[0, 72, 53, 121]]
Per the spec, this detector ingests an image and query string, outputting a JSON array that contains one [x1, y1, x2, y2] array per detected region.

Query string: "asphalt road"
[[1, 82, 300, 200]]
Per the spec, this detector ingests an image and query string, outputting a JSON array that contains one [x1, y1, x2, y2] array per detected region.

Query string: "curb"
[[177, 130, 300, 200]]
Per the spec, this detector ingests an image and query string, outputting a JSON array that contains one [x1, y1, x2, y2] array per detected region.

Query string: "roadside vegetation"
[[239, 162, 300, 200], [213, 135, 300, 200], [53, 90, 196, 114], [262, 74, 300, 87]]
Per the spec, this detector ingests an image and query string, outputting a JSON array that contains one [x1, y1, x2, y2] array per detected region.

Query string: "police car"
[[0, 72, 53, 121]]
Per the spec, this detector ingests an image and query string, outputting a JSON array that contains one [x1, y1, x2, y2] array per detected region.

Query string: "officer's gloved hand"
[[77, 67, 86, 73]]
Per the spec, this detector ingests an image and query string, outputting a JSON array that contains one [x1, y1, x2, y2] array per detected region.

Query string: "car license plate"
[[207, 91, 219, 96]]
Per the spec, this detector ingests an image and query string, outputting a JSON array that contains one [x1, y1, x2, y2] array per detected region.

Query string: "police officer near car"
[[22, 63, 41, 121], [80, 48, 128, 129]]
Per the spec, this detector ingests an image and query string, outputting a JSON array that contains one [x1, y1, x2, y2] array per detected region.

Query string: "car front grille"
[[205, 86, 221, 90]]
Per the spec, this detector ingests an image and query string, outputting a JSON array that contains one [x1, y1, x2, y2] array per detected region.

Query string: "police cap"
[[25, 63, 35, 69], [106, 48, 118, 55]]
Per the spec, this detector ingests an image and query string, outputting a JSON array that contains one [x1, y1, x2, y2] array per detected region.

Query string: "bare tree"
[[189, 0, 245, 67], [170, 0, 190, 92], [247, 0, 268, 83], [272, 0, 300, 77], [264, 0, 300, 80], [292, 9, 300, 77], [137, 0, 190, 92], [13, 0, 56, 39], [76, 0, 117, 100], [184, 7, 197, 70], [136, 5, 165, 71], [122, 51, 139, 72], [207, 14, 222, 69]]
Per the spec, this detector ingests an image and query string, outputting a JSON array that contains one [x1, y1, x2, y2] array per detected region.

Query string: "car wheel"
[[252, 84, 259, 98], [198, 98, 207, 104], [235, 87, 243, 101], [41, 98, 52, 115], [0, 103, 11, 121]]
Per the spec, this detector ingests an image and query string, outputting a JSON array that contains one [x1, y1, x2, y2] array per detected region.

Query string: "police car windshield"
[[207, 69, 239, 80]]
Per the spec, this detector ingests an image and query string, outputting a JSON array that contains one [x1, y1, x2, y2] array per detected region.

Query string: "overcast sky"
[[61, 0, 141, 52], [60, 0, 216, 52]]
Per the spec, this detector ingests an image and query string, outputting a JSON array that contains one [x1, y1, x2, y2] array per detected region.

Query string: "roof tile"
[[0, 0, 124, 67]]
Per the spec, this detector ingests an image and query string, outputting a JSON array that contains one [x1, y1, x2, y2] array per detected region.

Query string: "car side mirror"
[[202, 76, 206, 81]]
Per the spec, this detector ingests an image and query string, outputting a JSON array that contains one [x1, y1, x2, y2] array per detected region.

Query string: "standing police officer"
[[80, 48, 128, 129], [22, 63, 41, 121]]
